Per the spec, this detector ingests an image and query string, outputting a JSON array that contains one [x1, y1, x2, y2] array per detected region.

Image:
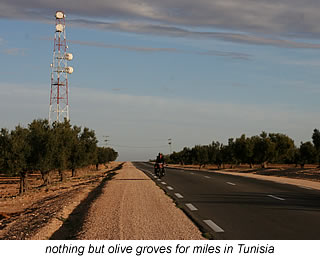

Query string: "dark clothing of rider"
[[156, 154, 165, 164]]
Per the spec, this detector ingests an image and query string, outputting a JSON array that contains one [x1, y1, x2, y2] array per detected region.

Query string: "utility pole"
[[168, 138, 172, 154], [103, 135, 109, 147]]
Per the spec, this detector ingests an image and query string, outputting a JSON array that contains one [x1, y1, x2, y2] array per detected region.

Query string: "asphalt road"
[[133, 162, 320, 239]]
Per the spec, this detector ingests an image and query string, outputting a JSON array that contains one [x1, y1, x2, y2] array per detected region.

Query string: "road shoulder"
[[75, 162, 204, 240]]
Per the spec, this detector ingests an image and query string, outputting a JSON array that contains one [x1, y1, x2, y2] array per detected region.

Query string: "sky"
[[1, 0, 320, 161]]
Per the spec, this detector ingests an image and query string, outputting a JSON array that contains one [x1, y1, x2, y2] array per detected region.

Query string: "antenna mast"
[[49, 11, 73, 124]]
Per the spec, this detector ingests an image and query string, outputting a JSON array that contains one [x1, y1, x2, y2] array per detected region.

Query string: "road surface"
[[133, 162, 320, 239]]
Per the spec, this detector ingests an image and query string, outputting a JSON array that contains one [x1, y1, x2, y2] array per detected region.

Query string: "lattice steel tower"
[[49, 11, 73, 124]]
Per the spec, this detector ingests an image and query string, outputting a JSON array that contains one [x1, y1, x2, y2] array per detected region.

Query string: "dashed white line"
[[161, 182, 166, 185], [204, 176, 210, 179], [175, 193, 184, 199], [226, 182, 236, 186], [268, 195, 285, 201], [190, 172, 195, 175], [203, 220, 224, 233], [167, 186, 174, 190], [185, 203, 198, 211]]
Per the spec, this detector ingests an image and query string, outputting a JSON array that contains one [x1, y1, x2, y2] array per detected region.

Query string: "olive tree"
[[0, 126, 31, 194], [51, 120, 74, 182], [298, 142, 317, 168], [28, 119, 55, 186]]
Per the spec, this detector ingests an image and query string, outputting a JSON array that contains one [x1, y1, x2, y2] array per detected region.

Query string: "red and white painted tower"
[[49, 11, 73, 124]]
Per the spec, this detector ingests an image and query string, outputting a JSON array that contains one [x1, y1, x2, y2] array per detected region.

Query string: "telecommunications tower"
[[49, 11, 73, 124]]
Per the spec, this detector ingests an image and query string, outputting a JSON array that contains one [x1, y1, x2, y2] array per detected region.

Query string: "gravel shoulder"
[[73, 162, 204, 240]]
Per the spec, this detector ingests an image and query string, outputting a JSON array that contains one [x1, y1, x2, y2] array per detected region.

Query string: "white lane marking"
[[167, 186, 174, 190], [226, 182, 236, 186], [203, 220, 224, 233], [156, 179, 161, 181], [190, 172, 195, 175], [268, 195, 285, 201], [185, 203, 198, 211], [161, 182, 166, 185], [204, 176, 210, 179], [175, 193, 184, 199]]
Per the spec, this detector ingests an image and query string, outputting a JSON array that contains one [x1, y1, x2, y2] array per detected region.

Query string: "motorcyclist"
[[154, 153, 165, 176], [156, 153, 165, 164]]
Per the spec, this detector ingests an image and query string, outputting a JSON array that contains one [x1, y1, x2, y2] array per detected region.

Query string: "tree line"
[[0, 119, 118, 194], [168, 130, 320, 169]]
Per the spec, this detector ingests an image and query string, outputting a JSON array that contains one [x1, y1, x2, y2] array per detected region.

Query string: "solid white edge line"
[[167, 186, 174, 190], [185, 203, 198, 211], [268, 194, 285, 201], [175, 193, 184, 199], [226, 182, 236, 186], [203, 220, 224, 233]]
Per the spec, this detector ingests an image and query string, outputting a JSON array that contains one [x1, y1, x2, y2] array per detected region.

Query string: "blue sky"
[[1, 1, 320, 161]]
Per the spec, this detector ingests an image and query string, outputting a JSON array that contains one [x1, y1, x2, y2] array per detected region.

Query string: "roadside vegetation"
[[0, 119, 118, 195], [167, 130, 320, 170]]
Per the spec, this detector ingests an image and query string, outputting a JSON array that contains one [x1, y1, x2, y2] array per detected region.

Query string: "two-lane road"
[[133, 162, 320, 239]]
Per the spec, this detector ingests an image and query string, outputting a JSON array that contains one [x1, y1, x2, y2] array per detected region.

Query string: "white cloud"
[[3, 48, 27, 56], [0, 82, 316, 160], [2, 1, 320, 48], [66, 39, 251, 59], [280, 59, 320, 67], [69, 19, 320, 49]]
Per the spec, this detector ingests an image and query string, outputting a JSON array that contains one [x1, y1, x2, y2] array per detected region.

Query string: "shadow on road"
[[49, 163, 124, 240]]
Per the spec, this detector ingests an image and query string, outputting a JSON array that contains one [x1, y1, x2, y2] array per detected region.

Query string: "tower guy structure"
[[49, 11, 73, 124]]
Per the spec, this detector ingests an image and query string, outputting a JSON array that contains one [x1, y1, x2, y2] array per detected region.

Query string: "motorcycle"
[[154, 162, 165, 178]]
